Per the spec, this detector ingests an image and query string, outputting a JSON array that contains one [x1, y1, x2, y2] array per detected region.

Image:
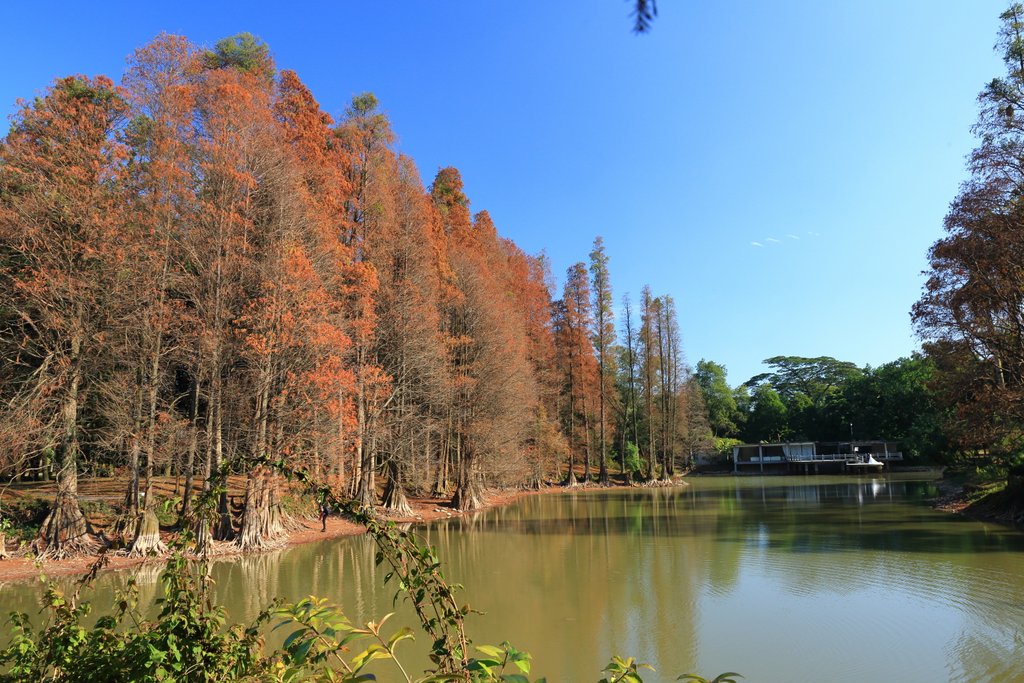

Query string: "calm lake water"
[[4, 475, 1024, 682]]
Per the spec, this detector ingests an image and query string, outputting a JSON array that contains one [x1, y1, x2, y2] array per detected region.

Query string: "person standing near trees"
[[319, 495, 330, 532]]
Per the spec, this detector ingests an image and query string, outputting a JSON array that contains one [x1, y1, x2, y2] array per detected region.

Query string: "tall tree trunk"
[[236, 466, 285, 550], [645, 382, 656, 483], [354, 376, 376, 508], [212, 387, 233, 541], [433, 414, 452, 497], [598, 375, 610, 485], [180, 377, 201, 520], [130, 239, 173, 555], [33, 330, 93, 558], [382, 460, 413, 516], [581, 388, 592, 483], [565, 348, 578, 487], [194, 383, 215, 553], [451, 437, 483, 512], [119, 382, 144, 535], [335, 386, 347, 490], [131, 361, 167, 557]]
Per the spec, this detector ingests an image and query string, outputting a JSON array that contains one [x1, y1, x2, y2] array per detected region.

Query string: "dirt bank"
[[931, 476, 1024, 528]]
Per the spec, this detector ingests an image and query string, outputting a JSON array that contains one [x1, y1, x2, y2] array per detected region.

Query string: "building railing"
[[735, 451, 904, 464]]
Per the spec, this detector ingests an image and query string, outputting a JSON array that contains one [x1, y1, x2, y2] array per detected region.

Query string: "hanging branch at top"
[[633, 0, 659, 33]]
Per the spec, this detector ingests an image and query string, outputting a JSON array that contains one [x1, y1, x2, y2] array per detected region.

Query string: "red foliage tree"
[[0, 75, 130, 557]]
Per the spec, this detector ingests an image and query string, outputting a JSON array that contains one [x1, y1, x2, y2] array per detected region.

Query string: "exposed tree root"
[[634, 477, 685, 488], [194, 519, 212, 555], [126, 507, 168, 557], [451, 477, 484, 512], [382, 464, 414, 517], [235, 468, 286, 551], [32, 491, 97, 560]]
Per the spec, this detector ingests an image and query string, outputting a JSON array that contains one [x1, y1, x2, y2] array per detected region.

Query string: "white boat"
[[846, 454, 884, 470]]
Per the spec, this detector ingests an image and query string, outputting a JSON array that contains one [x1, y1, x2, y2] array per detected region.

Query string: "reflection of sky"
[[700, 569, 960, 682], [3, 475, 1023, 682]]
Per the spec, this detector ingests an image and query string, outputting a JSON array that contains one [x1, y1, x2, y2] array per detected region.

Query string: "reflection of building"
[[731, 441, 902, 473]]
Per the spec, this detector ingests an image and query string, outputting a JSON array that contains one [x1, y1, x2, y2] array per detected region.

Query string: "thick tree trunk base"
[[0, 532, 8, 560], [127, 508, 168, 557], [236, 470, 286, 551], [112, 511, 136, 541], [355, 481, 376, 511], [213, 491, 234, 542], [32, 492, 95, 559], [382, 476, 414, 517], [194, 519, 212, 554], [598, 466, 610, 486], [451, 479, 484, 512], [564, 470, 579, 487]]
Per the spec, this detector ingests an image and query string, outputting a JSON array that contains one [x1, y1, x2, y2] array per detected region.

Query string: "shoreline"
[[5, 470, 1016, 586], [0, 478, 677, 584], [931, 477, 1024, 529]]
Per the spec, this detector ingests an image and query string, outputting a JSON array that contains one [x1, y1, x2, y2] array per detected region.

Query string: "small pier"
[[732, 441, 902, 474]]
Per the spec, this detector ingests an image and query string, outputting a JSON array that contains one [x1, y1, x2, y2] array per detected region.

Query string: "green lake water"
[[3, 475, 1024, 682]]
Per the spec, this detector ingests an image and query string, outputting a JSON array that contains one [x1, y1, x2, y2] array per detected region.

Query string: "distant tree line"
[[691, 355, 948, 462]]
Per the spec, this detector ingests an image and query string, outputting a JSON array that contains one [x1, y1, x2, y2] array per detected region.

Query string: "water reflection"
[[3, 475, 1023, 683]]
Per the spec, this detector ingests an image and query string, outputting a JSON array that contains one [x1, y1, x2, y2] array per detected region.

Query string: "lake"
[[3, 475, 1023, 682]]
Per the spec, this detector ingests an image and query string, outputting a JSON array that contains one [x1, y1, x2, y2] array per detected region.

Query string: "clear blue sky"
[[0, 1, 1008, 385]]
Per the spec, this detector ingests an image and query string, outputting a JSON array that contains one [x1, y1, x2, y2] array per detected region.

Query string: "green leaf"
[[351, 643, 391, 671], [282, 628, 308, 651], [386, 626, 415, 650], [475, 644, 505, 659], [290, 637, 314, 665]]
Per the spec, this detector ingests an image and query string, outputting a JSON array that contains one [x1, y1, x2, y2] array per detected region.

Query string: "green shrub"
[[620, 441, 642, 473], [0, 498, 50, 541]]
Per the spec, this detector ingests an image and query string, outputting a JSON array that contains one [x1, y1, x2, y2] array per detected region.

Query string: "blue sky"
[[0, 1, 1008, 385]]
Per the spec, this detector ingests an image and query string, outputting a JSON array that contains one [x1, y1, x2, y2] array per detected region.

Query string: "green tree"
[[746, 355, 862, 440], [590, 236, 616, 485], [744, 384, 788, 443], [694, 360, 740, 438], [202, 32, 273, 77], [841, 355, 947, 460], [747, 356, 862, 409]]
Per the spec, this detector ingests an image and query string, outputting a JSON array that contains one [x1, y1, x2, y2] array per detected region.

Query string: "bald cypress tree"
[[589, 237, 616, 485], [913, 4, 1024, 454], [0, 76, 130, 557]]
